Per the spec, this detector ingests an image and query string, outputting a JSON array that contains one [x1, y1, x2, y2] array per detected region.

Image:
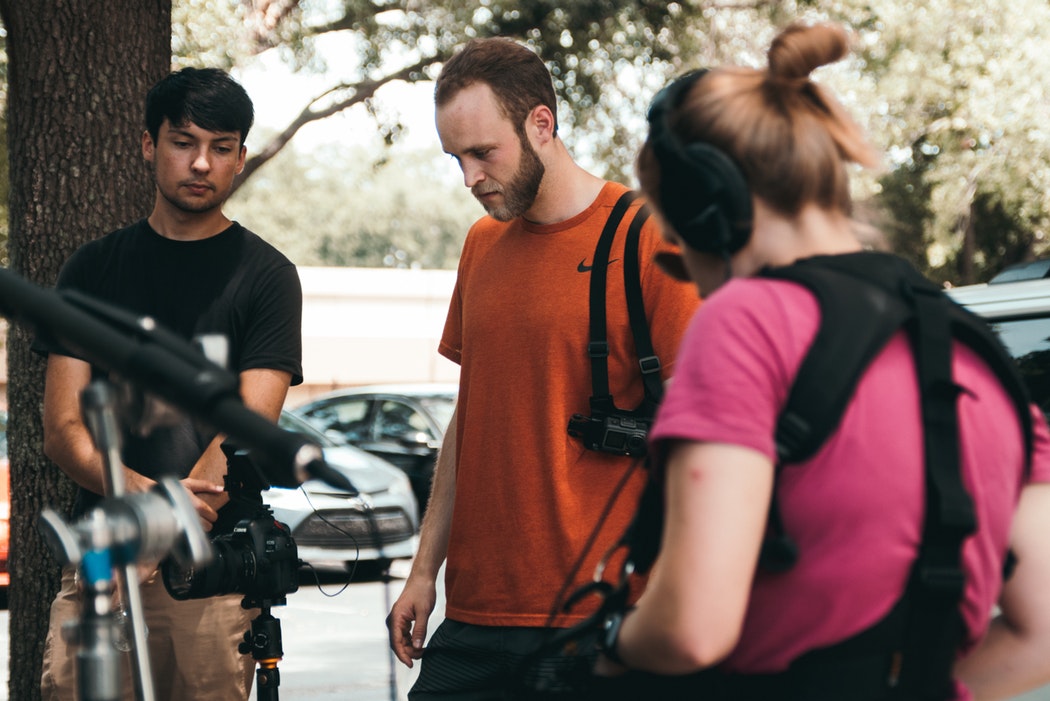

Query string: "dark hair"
[[638, 22, 878, 219], [435, 37, 558, 136], [145, 67, 254, 146]]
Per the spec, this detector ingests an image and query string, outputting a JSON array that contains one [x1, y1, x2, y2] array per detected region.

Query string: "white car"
[[948, 261, 1050, 416], [266, 411, 419, 573], [290, 383, 457, 518]]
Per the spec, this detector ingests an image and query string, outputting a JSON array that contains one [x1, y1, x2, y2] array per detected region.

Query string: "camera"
[[568, 410, 652, 457], [161, 444, 300, 607]]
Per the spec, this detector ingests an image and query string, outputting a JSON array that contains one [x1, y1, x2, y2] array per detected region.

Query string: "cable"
[[544, 454, 644, 627], [298, 484, 398, 700]]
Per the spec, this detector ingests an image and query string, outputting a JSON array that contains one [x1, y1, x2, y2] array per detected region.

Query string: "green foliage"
[[871, 142, 937, 272], [929, 192, 1039, 286], [0, 0, 1044, 278], [225, 138, 477, 268], [172, 0, 254, 68], [235, 1, 814, 182], [841, 0, 1050, 282]]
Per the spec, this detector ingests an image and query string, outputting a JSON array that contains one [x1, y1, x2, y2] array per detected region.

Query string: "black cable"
[[544, 454, 643, 627], [299, 483, 398, 700]]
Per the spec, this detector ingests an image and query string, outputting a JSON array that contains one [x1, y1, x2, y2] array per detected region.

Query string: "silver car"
[[265, 411, 419, 573], [290, 383, 457, 516]]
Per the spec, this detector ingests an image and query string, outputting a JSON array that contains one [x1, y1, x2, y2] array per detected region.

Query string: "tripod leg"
[[255, 661, 281, 701]]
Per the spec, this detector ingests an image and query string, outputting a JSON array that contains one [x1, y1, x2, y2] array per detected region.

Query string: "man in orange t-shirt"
[[386, 37, 698, 699]]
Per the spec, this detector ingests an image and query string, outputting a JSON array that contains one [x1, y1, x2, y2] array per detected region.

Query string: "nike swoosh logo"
[[578, 258, 621, 273]]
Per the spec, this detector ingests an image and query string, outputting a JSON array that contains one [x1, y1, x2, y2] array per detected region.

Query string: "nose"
[[462, 161, 484, 189], [191, 148, 211, 174]]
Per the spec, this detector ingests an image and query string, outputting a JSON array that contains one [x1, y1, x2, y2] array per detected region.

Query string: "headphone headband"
[[645, 70, 753, 257]]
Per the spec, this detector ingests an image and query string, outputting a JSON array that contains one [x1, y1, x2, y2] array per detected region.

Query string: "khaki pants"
[[41, 567, 256, 701]]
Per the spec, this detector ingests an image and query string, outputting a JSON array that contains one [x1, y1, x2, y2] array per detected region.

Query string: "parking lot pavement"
[[0, 559, 432, 701], [3, 564, 1050, 700]]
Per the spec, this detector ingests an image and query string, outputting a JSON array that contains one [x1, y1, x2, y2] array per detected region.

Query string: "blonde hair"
[[639, 22, 879, 219]]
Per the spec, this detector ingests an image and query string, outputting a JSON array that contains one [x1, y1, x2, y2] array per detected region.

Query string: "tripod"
[[239, 598, 287, 701], [39, 380, 213, 701]]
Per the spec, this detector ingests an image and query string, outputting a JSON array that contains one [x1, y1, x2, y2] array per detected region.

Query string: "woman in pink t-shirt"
[[594, 21, 1050, 701]]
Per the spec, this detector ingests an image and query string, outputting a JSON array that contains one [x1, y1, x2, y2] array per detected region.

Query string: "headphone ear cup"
[[672, 142, 753, 255], [646, 70, 754, 257]]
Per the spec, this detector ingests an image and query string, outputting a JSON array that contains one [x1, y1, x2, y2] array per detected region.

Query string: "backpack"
[[619, 251, 1033, 699]]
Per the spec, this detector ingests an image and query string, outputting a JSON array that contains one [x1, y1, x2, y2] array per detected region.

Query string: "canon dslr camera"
[[568, 410, 651, 457], [161, 444, 299, 607]]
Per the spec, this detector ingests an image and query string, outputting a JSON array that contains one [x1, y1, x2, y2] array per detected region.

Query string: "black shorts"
[[409, 619, 601, 701]]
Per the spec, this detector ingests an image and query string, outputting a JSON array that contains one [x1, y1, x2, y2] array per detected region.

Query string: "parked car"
[[263, 411, 419, 574], [949, 261, 1050, 417], [291, 383, 457, 516]]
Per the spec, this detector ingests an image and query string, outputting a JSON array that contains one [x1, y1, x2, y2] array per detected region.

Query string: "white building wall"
[[291, 266, 460, 407], [0, 267, 461, 411]]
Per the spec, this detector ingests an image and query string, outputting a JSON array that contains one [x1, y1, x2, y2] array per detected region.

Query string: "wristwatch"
[[599, 610, 629, 666]]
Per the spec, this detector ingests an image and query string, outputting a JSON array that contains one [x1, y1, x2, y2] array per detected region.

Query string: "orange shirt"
[[439, 182, 699, 626]]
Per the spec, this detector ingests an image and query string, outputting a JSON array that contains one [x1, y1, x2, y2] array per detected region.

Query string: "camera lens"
[[626, 434, 648, 455], [162, 536, 255, 600]]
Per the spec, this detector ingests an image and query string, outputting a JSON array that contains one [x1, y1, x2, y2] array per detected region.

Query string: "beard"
[[474, 136, 545, 222]]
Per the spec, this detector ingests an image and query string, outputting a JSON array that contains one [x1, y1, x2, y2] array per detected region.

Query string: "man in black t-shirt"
[[36, 67, 303, 701]]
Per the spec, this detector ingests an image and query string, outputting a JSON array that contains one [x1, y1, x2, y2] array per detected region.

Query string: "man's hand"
[[386, 575, 437, 667], [181, 477, 225, 532]]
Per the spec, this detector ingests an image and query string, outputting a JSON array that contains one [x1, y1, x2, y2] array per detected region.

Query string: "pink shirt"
[[650, 276, 1050, 693]]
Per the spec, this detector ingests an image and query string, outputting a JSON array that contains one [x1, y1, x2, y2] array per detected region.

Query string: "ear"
[[142, 130, 155, 163], [527, 104, 556, 145], [236, 145, 247, 175]]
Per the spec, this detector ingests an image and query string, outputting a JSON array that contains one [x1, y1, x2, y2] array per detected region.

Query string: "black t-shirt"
[[33, 220, 303, 510]]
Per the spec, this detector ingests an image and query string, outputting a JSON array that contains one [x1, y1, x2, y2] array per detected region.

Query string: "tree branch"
[[233, 53, 447, 192]]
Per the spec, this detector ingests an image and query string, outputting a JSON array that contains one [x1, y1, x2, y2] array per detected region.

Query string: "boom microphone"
[[0, 266, 352, 491]]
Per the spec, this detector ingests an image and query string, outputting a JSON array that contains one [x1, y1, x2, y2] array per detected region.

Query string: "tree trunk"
[[0, 2, 170, 698]]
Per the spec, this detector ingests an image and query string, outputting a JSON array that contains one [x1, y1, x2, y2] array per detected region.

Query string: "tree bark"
[[0, 2, 170, 698]]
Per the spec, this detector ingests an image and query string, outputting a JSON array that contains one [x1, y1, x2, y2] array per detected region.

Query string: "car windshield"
[[419, 395, 456, 431], [278, 411, 339, 448]]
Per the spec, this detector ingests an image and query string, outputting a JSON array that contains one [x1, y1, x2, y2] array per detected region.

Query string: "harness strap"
[[586, 191, 638, 414], [622, 203, 662, 409], [585, 191, 661, 415]]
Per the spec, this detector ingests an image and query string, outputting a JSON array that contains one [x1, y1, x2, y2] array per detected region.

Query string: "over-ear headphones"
[[645, 70, 753, 257]]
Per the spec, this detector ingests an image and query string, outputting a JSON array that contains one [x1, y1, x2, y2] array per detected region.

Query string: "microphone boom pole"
[[0, 266, 348, 490]]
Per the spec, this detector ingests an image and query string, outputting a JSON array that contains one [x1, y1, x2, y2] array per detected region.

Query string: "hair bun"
[[767, 22, 850, 86]]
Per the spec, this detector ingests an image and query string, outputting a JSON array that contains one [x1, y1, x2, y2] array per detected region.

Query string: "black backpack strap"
[[890, 282, 974, 698], [769, 252, 1032, 471], [586, 191, 638, 415], [766, 255, 915, 463], [757, 254, 918, 572], [622, 203, 663, 409], [947, 305, 1034, 478]]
